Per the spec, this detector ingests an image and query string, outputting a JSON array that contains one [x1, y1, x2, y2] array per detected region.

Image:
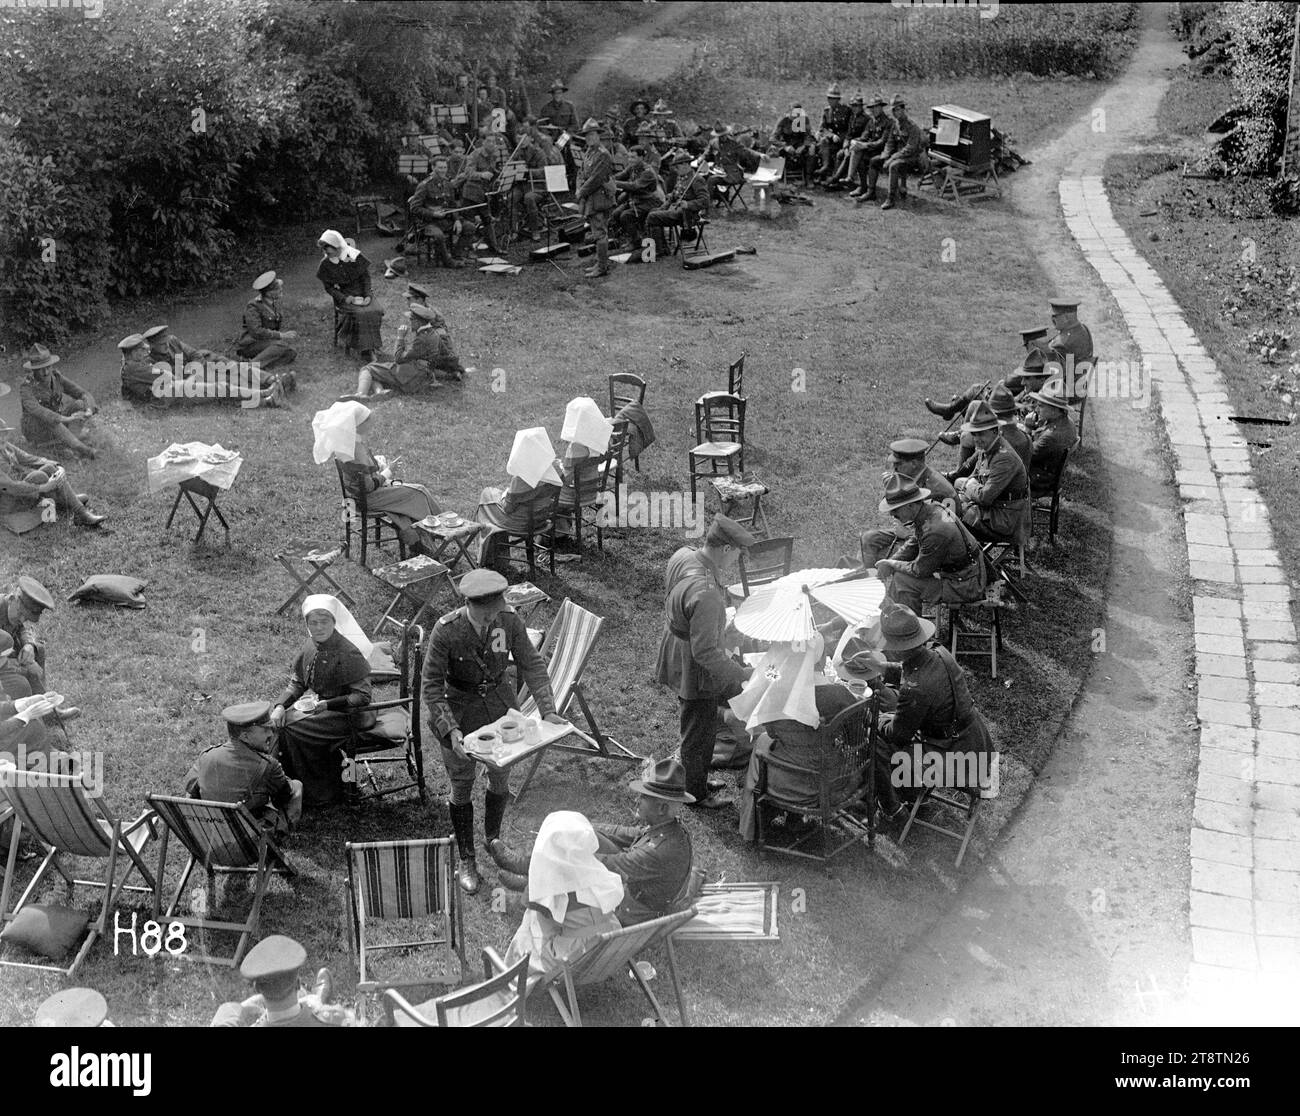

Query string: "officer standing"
[[185, 701, 303, 839], [576, 119, 615, 278], [655, 515, 755, 808], [210, 935, 353, 1027], [420, 569, 564, 895]]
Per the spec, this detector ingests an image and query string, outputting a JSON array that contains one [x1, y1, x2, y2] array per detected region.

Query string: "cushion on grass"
[[67, 575, 149, 609], [0, 903, 90, 960]]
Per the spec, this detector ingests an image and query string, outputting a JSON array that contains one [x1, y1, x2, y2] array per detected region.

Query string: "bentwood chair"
[[335, 459, 409, 567], [608, 373, 647, 473], [728, 535, 794, 600], [1, 770, 158, 979], [1029, 447, 1070, 546]]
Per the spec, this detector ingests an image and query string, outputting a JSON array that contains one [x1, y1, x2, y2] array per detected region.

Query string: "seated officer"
[[407, 155, 469, 269], [610, 141, 662, 245], [953, 400, 1030, 546], [1026, 377, 1079, 497], [490, 758, 696, 926], [944, 383, 1031, 480], [1044, 297, 1094, 400], [19, 346, 97, 459], [855, 438, 956, 568], [1005, 326, 1052, 397], [211, 935, 353, 1027], [185, 701, 303, 839], [0, 577, 55, 693], [873, 474, 986, 614], [645, 152, 709, 258], [1, 415, 105, 532]]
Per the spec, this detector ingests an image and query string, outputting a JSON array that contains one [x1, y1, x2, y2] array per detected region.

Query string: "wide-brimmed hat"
[[629, 98, 651, 114], [960, 399, 1000, 434], [889, 94, 907, 109], [630, 758, 695, 804], [867, 94, 887, 108], [849, 90, 865, 106], [548, 78, 568, 93], [987, 382, 1019, 417], [21, 344, 60, 371], [1019, 325, 1050, 343], [383, 256, 408, 278], [879, 472, 930, 515], [825, 83, 842, 98], [650, 99, 673, 115], [835, 634, 889, 683], [873, 602, 936, 653], [1028, 377, 1072, 411]]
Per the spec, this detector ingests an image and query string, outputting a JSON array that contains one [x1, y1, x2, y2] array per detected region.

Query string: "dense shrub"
[[1213, 0, 1298, 176], [695, 3, 1140, 81]]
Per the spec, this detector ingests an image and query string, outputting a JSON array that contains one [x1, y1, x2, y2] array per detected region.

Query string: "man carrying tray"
[[420, 569, 568, 896]]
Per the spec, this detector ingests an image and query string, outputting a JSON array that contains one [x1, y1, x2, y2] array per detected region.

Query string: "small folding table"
[[370, 554, 453, 636], [148, 442, 243, 546], [414, 514, 482, 572], [274, 543, 354, 616]]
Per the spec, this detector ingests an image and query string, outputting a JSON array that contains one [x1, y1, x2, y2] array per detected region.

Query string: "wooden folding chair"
[[345, 838, 465, 1023], [673, 882, 780, 942], [144, 795, 297, 968], [1, 770, 158, 978], [753, 697, 878, 861], [712, 160, 748, 210], [485, 907, 697, 1027], [479, 485, 562, 579], [898, 784, 981, 868], [1030, 447, 1070, 546], [513, 599, 644, 798], [347, 622, 427, 804], [383, 949, 529, 1027]]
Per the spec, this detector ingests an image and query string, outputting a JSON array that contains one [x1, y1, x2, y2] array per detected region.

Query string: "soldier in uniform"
[[1045, 297, 1095, 401], [118, 333, 161, 404], [576, 120, 615, 278], [848, 95, 891, 199], [407, 154, 469, 268], [236, 271, 298, 370], [18, 346, 97, 460], [420, 569, 565, 895], [812, 83, 851, 184], [873, 474, 986, 615], [342, 304, 467, 400], [953, 400, 1030, 546], [610, 140, 663, 246], [490, 758, 696, 926], [869, 602, 996, 796], [1027, 377, 1079, 497], [772, 101, 815, 182], [211, 935, 353, 1027], [0, 577, 55, 693], [854, 438, 957, 568], [1005, 325, 1053, 397], [1, 415, 105, 532], [185, 701, 303, 839], [864, 95, 925, 211], [825, 90, 868, 187], [655, 515, 756, 808], [944, 383, 1032, 480], [645, 151, 709, 259], [539, 79, 580, 186]]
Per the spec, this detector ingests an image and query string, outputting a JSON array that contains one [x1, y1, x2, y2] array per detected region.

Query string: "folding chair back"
[[146, 795, 270, 869], [346, 838, 465, 1013], [349, 623, 427, 803], [2, 772, 112, 859], [518, 598, 602, 718]]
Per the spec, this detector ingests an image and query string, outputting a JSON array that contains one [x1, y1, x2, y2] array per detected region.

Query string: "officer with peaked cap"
[[186, 701, 303, 838], [873, 474, 986, 615], [236, 270, 298, 370], [211, 935, 353, 1027], [118, 332, 160, 403], [1045, 297, 1094, 400], [420, 569, 564, 895], [1, 577, 55, 692], [656, 515, 756, 808]]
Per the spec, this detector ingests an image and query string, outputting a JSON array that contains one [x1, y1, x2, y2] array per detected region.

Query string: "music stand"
[[431, 103, 469, 126], [399, 152, 430, 177], [497, 160, 528, 189]]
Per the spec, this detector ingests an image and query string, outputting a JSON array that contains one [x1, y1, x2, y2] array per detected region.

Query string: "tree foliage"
[[1215, 0, 1299, 176]]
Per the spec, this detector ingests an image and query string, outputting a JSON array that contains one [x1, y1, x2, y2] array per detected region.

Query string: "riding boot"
[[925, 392, 973, 420], [483, 790, 511, 843], [487, 836, 531, 875], [447, 801, 481, 894], [498, 868, 528, 892]]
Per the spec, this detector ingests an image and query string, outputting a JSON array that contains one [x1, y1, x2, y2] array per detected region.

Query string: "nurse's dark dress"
[[276, 632, 373, 807], [317, 254, 385, 353]]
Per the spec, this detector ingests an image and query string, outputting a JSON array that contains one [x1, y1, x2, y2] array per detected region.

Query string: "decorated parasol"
[[733, 568, 886, 644]]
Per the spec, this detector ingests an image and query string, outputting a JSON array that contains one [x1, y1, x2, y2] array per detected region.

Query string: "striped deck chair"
[[513, 599, 643, 799], [145, 794, 297, 968], [1, 770, 158, 978], [346, 838, 465, 1022], [484, 906, 697, 1027]]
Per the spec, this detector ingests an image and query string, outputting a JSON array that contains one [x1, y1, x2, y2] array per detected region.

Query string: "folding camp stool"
[[274, 543, 355, 616], [898, 785, 981, 868], [371, 555, 453, 638], [943, 598, 1005, 679], [709, 474, 771, 538], [165, 476, 230, 545]]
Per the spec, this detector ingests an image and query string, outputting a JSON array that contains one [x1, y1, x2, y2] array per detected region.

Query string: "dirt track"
[[841, 2, 1199, 1026]]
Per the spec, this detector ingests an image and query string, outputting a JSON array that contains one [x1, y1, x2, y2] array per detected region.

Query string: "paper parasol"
[[732, 568, 854, 644], [808, 575, 887, 628]]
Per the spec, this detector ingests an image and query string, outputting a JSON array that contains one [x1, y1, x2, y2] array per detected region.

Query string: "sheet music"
[[935, 116, 961, 147], [544, 164, 568, 192]]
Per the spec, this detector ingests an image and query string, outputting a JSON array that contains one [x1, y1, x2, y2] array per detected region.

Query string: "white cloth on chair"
[[312, 401, 373, 464], [507, 427, 563, 487], [561, 397, 613, 455]]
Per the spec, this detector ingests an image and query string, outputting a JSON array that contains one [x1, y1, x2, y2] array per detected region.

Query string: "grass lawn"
[[1106, 68, 1300, 615], [1, 70, 1113, 1026]]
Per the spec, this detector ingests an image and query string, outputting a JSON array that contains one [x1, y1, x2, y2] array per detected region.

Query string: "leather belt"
[[993, 488, 1027, 504], [446, 679, 503, 701]]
